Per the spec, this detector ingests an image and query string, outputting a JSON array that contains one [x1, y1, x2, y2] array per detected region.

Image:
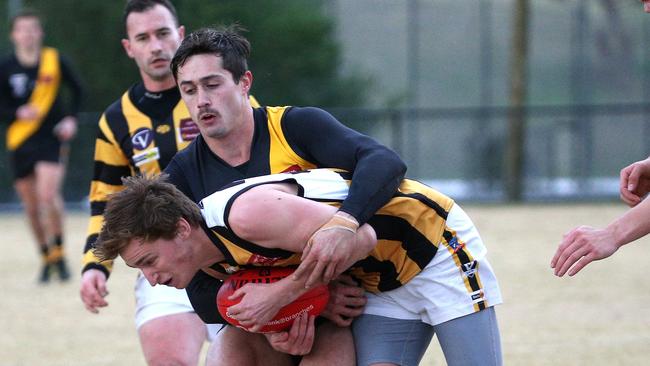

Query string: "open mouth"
[[162, 278, 173, 286], [199, 113, 216, 122]]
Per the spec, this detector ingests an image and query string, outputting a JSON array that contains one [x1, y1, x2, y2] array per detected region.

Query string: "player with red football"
[[94, 169, 503, 366]]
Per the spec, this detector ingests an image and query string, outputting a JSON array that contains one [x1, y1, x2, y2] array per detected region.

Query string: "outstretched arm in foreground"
[[551, 196, 650, 276]]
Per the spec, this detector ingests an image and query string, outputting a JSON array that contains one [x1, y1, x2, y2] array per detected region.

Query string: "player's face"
[[10, 16, 43, 51], [177, 54, 252, 139], [121, 235, 197, 289], [644, 0, 650, 13], [122, 4, 184, 84]]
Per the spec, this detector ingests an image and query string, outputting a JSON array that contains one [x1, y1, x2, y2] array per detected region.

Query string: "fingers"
[[566, 253, 596, 276], [554, 241, 589, 277], [550, 229, 576, 268], [621, 167, 642, 206], [335, 274, 359, 287], [322, 262, 338, 285], [288, 313, 314, 355], [293, 258, 315, 282], [80, 275, 109, 314], [305, 260, 328, 288]]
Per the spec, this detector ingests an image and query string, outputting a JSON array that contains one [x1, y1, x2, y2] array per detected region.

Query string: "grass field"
[[1, 204, 649, 365]]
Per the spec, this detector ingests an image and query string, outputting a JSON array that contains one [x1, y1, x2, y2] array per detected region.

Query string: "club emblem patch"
[[131, 128, 153, 150]]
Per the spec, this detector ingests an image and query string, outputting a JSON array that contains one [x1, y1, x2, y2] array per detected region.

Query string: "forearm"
[[340, 152, 405, 224], [607, 197, 650, 247]]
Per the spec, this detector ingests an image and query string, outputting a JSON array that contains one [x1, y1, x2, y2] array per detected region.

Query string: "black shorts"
[[9, 140, 61, 180]]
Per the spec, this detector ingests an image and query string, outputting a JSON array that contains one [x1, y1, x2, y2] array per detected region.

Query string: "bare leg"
[[301, 322, 355, 366], [14, 174, 47, 248], [206, 326, 293, 366], [139, 312, 208, 366], [34, 162, 66, 240]]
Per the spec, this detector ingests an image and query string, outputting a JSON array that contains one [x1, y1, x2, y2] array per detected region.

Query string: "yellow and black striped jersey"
[[81, 83, 259, 275], [199, 169, 455, 293], [172, 106, 407, 324]]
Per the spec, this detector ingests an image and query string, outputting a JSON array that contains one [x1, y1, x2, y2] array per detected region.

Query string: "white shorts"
[[134, 273, 222, 341], [363, 203, 502, 326]]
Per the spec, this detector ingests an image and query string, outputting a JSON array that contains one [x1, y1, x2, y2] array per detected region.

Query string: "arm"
[[79, 113, 131, 313], [0, 65, 20, 122], [53, 56, 84, 141], [283, 107, 405, 285], [225, 183, 376, 332], [551, 195, 650, 276], [619, 156, 650, 207], [283, 107, 406, 224]]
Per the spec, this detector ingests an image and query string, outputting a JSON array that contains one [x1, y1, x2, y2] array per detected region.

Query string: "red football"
[[216, 267, 329, 333]]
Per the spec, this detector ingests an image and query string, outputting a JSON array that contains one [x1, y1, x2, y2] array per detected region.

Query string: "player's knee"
[[145, 354, 197, 366]]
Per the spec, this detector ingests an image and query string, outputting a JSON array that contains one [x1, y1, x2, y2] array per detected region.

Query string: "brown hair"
[[123, 0, 179, 35], [94, 174, 202, 261], [171, 24, 250, 83], [9, 9, 42, 31]]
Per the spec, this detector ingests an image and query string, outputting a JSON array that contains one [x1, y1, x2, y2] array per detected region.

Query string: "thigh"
[[434, 307, 502, 366], [304, 321, 355, 366], [13, 175, 38, 209], [207, 325, 294, 366], [352, 314, 434, 366], [34, 161, 65, 199], [138, 312, 207, 366]]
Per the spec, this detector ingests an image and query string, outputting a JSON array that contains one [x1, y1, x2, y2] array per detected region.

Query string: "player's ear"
[[239, 71, 253, 95], [177, 25, 185, 39], [176, 218, 191, 240], [121, 38, 134, 58]]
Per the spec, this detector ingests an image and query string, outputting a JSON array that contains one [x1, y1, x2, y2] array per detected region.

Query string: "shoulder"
[[0, 54, 16, 73], [284, 106, 330, 118], [101, 94, 128, 124], [283, 106, 338, 125], [167, 139, 199, 173]]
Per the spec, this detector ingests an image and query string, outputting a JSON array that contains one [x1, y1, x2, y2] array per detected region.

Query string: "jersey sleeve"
[[283, 106, 407, 224], [81, 113, 132, 276], [59, 54, 84, 117], [186, 270, 226, 324], [0, 60, 18, 122]]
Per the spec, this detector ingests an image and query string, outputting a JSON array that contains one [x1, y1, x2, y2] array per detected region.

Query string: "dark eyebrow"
[[134, 26, 171, 39], [179, 74, 222, 87], [130, 255, 151, 268]]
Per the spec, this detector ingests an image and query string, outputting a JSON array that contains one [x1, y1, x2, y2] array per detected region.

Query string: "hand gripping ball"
[[216, 266, 329, 333]]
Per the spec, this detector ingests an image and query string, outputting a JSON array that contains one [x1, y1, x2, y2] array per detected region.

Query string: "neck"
[[204, 106, 255, 167], [15, 46, 40, 66], [194, 226, 225, 268], [140, 72, 177, 93]]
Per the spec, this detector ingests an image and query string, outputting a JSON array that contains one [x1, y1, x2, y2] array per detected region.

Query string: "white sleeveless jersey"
[[200, 169, 350, 228]]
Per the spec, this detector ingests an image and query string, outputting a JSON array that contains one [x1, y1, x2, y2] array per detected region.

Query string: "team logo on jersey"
[[470, 289, 484, 301], [133, 147, 160, 167], [131, 128, 153, 150], [156, 124, 171, 134], [9, 73, 28, 98], [246, 254, 281, 266], [462, 260, 478, 278], [179, 118, 200, 141], [447, 236, 465, 253]]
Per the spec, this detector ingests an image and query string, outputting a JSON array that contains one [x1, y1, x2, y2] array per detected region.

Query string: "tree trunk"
[[506, 0, 529, 201]]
